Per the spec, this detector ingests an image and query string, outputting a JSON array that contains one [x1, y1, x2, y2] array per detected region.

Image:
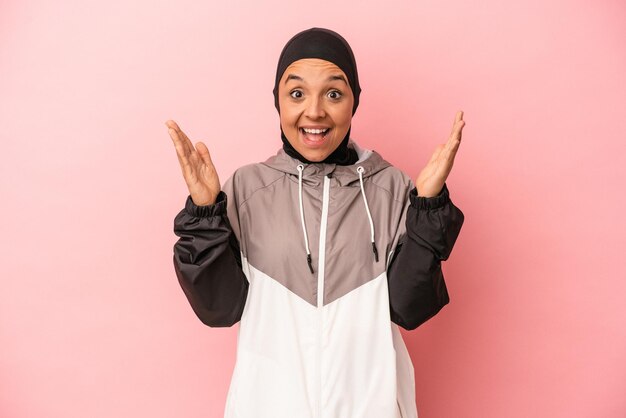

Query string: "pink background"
[[1, 1, 625, 417]]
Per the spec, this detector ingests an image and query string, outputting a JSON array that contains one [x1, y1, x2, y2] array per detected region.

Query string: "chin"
[[300, 150, 330, 162]]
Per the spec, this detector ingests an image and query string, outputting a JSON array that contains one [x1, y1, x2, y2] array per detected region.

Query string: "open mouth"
[[300, 127, 331, 146]]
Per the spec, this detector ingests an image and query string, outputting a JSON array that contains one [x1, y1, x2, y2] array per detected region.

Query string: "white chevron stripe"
[[224, 258, 417, 418]]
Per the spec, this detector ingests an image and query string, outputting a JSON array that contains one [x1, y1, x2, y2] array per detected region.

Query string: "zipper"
[[316, 174, 331, 418]]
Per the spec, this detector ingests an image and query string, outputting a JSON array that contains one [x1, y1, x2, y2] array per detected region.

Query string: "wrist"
[[185, 191, 227, 217], [410, 184, 450, 210]]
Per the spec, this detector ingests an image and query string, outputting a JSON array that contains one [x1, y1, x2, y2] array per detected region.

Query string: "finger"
[[166, 120, 188, 154], [168, 128, 192, 163], [195, 141, 216, 170], [166, 120, 195, 155], [443, 113, 465, 152], [197, 142, 221, 190], [167, 126, 196, 180], [440, 137, 461, 170], [441, 131, 458, 157], [435, 138, 461, 178], [443, 131, 462, 157], [169, 123, 207, 178], [178, 127, 197, 156], [427, 143, 445, 165], [441, 126, 464, 162], [455, 110, 464, 124], [450, 111, 465, 139], [166, 119, 186, 147], [451, 110, 463, 130], [167, 127, 186, 159], [430, 111, 464, 163], [448, 125, 463, 148], [172, 130, 193, 179]]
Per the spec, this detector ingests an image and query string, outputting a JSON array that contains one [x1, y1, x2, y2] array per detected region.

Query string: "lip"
[[299, 127, 332, 148]]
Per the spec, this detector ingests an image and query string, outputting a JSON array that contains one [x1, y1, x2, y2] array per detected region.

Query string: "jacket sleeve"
[[387, 182, 464, 330], [172, 182, 249, 327]]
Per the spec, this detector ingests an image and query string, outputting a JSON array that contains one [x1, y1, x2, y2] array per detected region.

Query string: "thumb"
[[195, 141, 215, 169]]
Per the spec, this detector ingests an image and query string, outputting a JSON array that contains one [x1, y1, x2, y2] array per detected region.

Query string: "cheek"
[[335, 99, 353, 124], [279, 103, 299, 123], [335, 107, 353, 128], [278, 95, 296, 121], [279, 109, 297, 129]]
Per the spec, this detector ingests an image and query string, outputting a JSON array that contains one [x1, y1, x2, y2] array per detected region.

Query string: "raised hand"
[[415, 110, 465, 198], [166, 120, 221, 206]]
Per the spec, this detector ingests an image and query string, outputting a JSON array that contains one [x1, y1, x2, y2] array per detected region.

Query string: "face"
[[278, 58, 354, 162]]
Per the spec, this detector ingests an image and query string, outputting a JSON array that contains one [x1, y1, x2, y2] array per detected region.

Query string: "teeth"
[[302, 128, 329, 134]]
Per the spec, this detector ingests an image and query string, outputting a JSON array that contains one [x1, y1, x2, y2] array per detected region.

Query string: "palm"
[[166, 120, 221, 206], [416, 111, 465, 197]]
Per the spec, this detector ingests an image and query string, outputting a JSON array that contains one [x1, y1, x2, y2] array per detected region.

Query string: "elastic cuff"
[[409, 183, 450, 210], [184, 191, 227, 218]]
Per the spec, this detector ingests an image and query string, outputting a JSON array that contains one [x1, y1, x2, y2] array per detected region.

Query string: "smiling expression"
[[278, 58, 354, 162]]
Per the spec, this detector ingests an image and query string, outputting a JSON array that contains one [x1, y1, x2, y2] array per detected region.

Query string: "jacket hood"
[[261, 139, 391, 187]]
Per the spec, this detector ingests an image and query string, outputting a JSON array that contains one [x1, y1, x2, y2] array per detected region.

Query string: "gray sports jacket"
[[172, 140, 464, 418]]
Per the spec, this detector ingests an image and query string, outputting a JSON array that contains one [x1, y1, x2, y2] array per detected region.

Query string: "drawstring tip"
[[307, 254, 314, 274], [372, 242, 379, 262]]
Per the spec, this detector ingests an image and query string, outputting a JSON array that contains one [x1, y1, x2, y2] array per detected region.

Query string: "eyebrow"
[[284, 74, 348, 85]]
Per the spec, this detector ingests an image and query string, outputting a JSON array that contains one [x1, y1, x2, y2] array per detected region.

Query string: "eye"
[[290, 90, 303, 99], [327, 90, 342, 100]]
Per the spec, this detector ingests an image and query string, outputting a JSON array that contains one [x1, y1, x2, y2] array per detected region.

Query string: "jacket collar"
[[261, 139, 391, 187]]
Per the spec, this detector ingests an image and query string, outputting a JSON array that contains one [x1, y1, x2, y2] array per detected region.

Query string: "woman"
[[167, 27, 465, 418]]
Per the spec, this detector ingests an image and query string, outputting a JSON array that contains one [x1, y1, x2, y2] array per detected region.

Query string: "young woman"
[[167, 27, 465, 418]]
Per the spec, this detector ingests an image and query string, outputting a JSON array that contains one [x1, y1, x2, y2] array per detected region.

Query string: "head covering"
[[273, 27, 361, 165]]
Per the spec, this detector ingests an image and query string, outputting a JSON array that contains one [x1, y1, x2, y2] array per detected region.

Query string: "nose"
[[304, 96, 326, 119]]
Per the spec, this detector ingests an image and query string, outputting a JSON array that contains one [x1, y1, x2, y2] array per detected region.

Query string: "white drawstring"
[[295, 164, 378, 272], [357, 166, 379, 262], [296, 164, 314, 273]]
